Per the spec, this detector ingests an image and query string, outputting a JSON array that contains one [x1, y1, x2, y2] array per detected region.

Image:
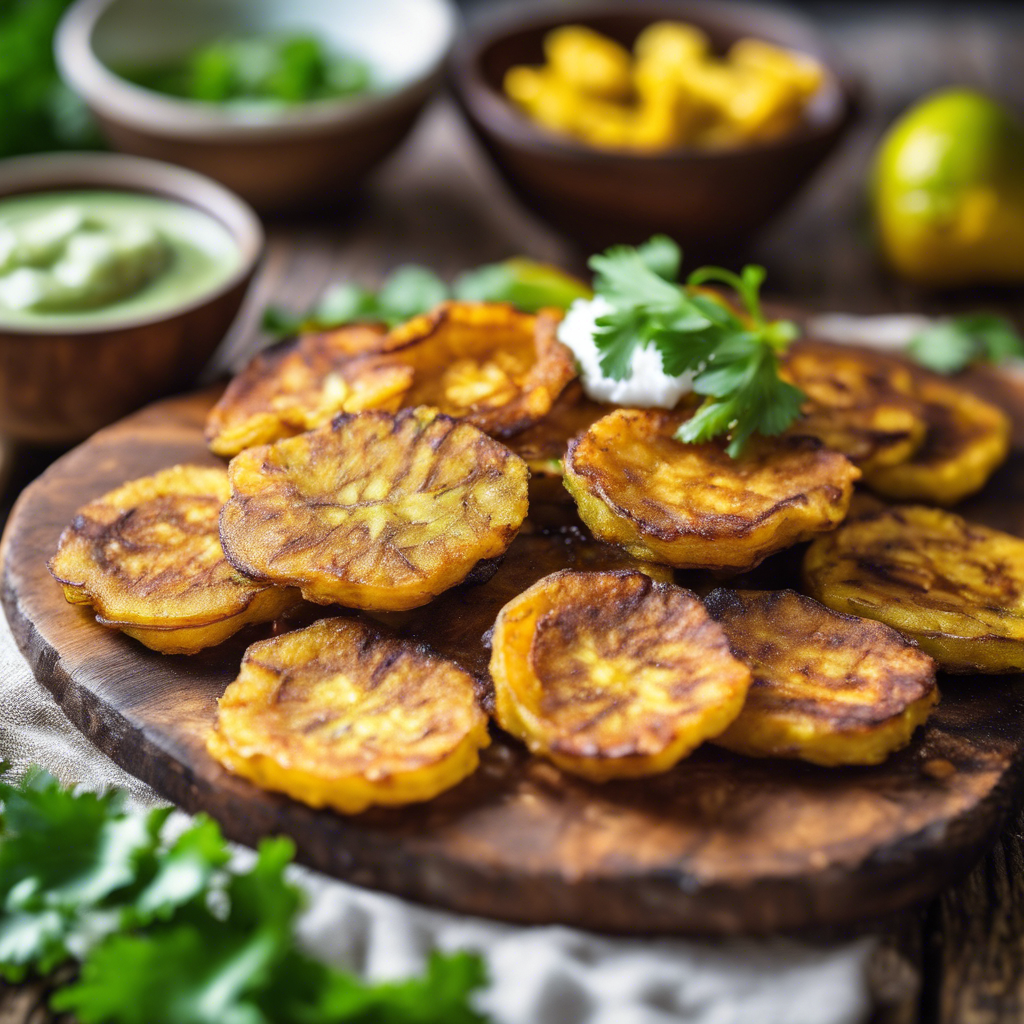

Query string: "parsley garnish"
[[0, 763, 488, 1023], [907, 313, 1024, 375], [588, 237, 805, 457]]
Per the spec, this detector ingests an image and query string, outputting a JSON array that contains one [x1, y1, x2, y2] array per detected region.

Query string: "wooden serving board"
[[5, 388, 1024, 936]]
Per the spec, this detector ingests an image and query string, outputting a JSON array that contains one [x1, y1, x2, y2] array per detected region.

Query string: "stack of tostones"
[[704, 589, 938, 765], [219, 407, 529, 610], [563, 408, 860, 571], [207, 617, 490, 813], [48, 465, 300, 654], [48, 286, 1024, 811], [489, 569, 752, 780]]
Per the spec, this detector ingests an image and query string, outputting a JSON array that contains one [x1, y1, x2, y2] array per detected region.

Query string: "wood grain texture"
[[5, 389, 1024, 936]]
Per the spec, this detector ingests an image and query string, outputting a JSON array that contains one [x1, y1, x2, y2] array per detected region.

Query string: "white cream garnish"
[[557, 295, 694, 407]]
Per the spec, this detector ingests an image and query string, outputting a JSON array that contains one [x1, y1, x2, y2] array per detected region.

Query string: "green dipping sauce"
[[0, 191, 243, 329]]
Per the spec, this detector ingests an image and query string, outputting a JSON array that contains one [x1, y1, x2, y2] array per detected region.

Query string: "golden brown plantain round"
[[47, 465, 300, 654], [377, 525, 672, 694], [205, 324, 411, 457], [860, 375, 1010, 506], [489, 569, 751, 780], [803, 504, 1024, 673], [704, 588, 938, 765], [783, 341, 928, 472], [563, 408, 860, 572], [385, 301, 577, 437], [206, 616, 490, 813], [219, 407, 529, 611]]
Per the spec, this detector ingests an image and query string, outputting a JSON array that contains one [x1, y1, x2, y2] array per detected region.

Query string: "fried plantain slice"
[[48, 465, 299, 654], [489, 569, 751, 780], [385, 301, 577, 437], [782, 341, 928, 471], [704, 588, 938, 766], [205, 324, 411, 457], [804, 505, 1024, 673], [563, 408, 860, 572], [207, 616, 490, 813], [378, 525, 672, 694], [220, 407, 529, 611], [861, 374, 1010, 505]]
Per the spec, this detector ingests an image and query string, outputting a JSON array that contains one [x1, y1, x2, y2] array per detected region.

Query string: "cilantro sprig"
[[588, 236, 805, 457], [907, 312, 1024, 375], [262, 258, 591, 339], [0, 763, 488, 1023]]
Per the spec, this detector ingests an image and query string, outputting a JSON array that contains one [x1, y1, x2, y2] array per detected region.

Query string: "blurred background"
[[0, 0, 1020, 528]]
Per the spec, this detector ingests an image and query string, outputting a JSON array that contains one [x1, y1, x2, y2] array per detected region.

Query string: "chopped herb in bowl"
[[119, 34, 374, 107]]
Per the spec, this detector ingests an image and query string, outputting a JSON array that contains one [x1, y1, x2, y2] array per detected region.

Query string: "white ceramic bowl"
[[56, 0, 458, 210]]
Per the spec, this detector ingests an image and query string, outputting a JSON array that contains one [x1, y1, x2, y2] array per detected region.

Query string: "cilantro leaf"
[[264, 256, 591, 341], [907, 313, 1024, 374], [453, 257, 590, 312], [587, 238, 804, 453], [588, 240, 715, 381], [589, 244, 685, 310], [0, 765, 491, 1024], [311, 282, 379, 326], [55, 838, 301, 1024], [131, 817, 232, 924], [311, 951, 489, 1024], [680, 344, 805, 457], [375, 266, 449, 324], [0, 766, 169, 981], [635, 234, 682, 282]]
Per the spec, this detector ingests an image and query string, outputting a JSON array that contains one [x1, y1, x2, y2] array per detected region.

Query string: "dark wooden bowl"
[[0, 153, 263, 445], [56, 0, 457, 213], [450, 0, 859, 253]]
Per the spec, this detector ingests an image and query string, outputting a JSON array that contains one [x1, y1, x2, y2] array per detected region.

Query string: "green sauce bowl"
[[0, 153, 262, 444]]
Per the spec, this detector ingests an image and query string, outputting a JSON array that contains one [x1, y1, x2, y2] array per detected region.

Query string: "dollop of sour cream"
[[557, 295, 694, 407]]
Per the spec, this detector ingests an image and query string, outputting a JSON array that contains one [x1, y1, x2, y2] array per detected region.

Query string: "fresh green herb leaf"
[[375, 266, 449, 324], [635, 234, 682, 282], [0, 0, 103, 157], [1, 764, 490, 1022], [120, 34, 374, 107], [907, 313, 1024, 374], [0, 766, 169, 980], [311, 951, 490, 1024], [453, 257, 590, 312], [131, 817, 232, 924], [588, 240, 715, 381], [264, 257, 589, 340], [588, 237, 804, 454]]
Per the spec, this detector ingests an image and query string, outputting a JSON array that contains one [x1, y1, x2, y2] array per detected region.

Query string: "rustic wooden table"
[[3, 5, 1024, 1022]]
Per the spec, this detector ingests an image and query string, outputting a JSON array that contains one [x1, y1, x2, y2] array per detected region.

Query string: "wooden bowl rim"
[[450, 0, 860, 165], [56, 0, 458, 142], [0, 152, 263, 337]]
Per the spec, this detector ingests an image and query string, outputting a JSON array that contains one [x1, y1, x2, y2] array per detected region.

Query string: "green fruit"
[[872, 88, 1024, 285]]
